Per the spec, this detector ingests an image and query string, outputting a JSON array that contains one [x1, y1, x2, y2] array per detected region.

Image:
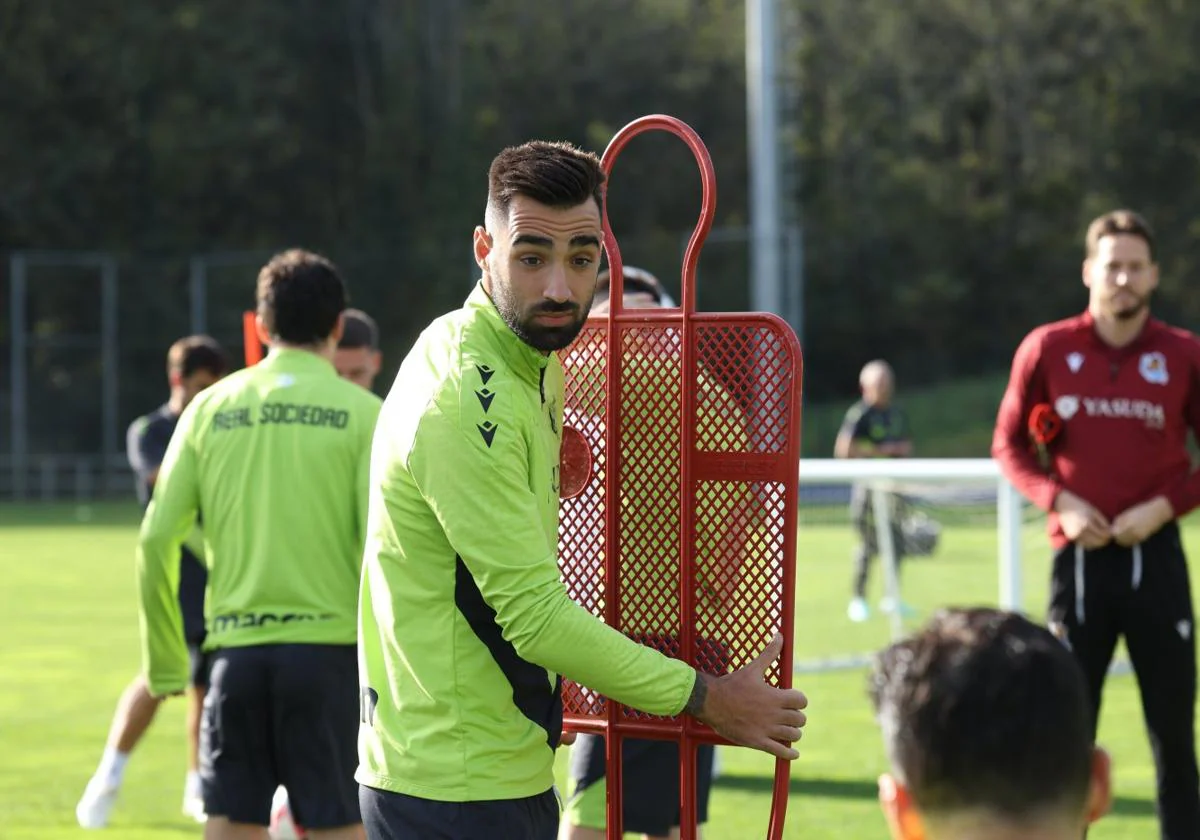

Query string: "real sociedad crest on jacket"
[[1139, 351, 1169, 385]]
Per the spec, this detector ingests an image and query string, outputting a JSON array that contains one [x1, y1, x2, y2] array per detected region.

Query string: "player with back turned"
[[993, 209, 1200, 840], [137, 249, 382, 840]]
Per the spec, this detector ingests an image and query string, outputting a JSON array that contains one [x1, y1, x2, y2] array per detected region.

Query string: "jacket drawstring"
[[1074, 543, 1086, 625], [1132, 543, 1143, 591]]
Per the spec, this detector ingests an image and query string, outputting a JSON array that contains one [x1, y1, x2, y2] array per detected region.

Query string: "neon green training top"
[[356, 284, 698, 802], [137, 347, 382, 697]]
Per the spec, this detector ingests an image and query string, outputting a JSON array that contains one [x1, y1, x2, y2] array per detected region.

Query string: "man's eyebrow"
[[510, 233, 601, 249]]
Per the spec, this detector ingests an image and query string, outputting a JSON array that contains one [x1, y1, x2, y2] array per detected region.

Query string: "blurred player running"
[[137, 250, 381, 840], [76, 336, 229, 829]]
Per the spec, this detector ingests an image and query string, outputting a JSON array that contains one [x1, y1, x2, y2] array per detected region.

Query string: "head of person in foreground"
[[474, 140, 606, 353], [868, 607, 1111, 840]]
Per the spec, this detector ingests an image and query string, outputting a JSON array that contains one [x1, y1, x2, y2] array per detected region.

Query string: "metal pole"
[[101, 258, 119, 496], [786, 224, 804, 344], [10, 253, 28, 500], [871, 482, 904, 640], [997, 477, 1023, 610], [747, 0, 783, 316], [189, 255, 207, 334]]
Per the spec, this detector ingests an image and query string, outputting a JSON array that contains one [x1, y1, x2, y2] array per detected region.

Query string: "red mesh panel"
[[559, 318, 800, 724]]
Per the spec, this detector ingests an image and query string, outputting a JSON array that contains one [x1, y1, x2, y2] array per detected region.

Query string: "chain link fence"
[[2, 230, 799, 501]]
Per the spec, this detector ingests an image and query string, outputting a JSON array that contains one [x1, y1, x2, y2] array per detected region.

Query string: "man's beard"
[[1111, 291, 1150, 321], [492, 283, 593, 352]]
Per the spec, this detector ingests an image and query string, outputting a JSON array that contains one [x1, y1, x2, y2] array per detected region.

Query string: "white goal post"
[[797, 458, 1026, 632]]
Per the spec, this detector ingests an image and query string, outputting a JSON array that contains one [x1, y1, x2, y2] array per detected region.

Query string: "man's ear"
[[878, 773, 925, 840], [255, 314, 271, 346], [1081, 258, 1093, 290], [370, 349, 383, 374], [474, 226, 494, 288], [1086, 746, 1113, 825], [330, 312, 346, 346], [168, 369, 182, 388]]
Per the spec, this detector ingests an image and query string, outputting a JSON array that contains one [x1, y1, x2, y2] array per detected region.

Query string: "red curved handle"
[[598, 115, 717, 315]]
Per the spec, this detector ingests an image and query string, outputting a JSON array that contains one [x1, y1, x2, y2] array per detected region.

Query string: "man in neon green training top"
[[138, 249, 382, 840], [356, 140, 809, 839]]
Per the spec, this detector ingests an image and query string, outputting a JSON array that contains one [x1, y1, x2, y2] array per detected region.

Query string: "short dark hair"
[[1086, 209, 1156, 261], [167, 335, 228, 379], [868, 607, 1093, 821], [595, 266, 668, 304], [486, 140, 605, 225], [338, 308, 378, 350], [256, 249, 347, 346]]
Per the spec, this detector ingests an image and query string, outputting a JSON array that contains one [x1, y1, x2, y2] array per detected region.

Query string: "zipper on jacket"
[[539, 367, 546, 404]]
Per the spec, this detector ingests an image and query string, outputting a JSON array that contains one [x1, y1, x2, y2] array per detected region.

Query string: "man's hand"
[[877, 440, 912, 458], [1054, 489, 1111, 549], [686, 634, 807, 760], [558, 730, 577, 747], [1111, 496, 1174, 547]]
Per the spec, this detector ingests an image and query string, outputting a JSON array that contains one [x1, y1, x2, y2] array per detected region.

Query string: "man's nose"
[[544, 265, 570, 302]]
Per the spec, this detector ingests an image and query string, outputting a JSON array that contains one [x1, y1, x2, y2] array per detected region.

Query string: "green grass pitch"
[[0, 502, 1189, 839]]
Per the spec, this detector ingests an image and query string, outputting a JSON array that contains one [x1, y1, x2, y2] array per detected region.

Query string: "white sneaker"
[[76, 776, 119, 829], [270, 786, 306, 840], [847, 597, 870, 623], [180, 787, 204, 820]]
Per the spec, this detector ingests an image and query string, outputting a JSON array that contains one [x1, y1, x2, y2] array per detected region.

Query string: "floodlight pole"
[[747, 0, 782, 320]]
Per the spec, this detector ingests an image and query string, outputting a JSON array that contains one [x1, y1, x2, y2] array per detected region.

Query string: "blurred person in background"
[[868, 607, 1111, 840], [76, 335, 230, 829], [137, 250, 381, 840], [834, 360, 913, 623], [334, 308, 383, 392], [993, 209, 1200, 839]]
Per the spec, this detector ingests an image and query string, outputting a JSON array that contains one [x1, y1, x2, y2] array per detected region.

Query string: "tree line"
[[3, 0, 1199, 455]]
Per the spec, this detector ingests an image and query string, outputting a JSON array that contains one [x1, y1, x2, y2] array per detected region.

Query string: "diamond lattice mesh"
[[558, 318, 800, 722]]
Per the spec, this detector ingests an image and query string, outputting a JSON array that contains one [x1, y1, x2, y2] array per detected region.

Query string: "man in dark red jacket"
[[993, 209, 1200, 840]]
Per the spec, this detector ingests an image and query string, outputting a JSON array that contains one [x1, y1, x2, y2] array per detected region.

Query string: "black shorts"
[[565, 734, 715, 836], [179, 546, 207, 645], [359, 785, 557, 840], [200, 643, 360, 829]]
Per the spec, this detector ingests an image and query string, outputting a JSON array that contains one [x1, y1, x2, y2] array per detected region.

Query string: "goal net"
[[793, 458, 1051, 673]]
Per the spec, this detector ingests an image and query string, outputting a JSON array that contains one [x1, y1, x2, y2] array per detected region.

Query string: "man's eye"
[[573, 256, 594, 267], [520, 255, 543, 266]]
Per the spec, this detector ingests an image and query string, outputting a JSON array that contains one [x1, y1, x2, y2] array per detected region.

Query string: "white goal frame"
[[797, 458, 1026, 640]]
